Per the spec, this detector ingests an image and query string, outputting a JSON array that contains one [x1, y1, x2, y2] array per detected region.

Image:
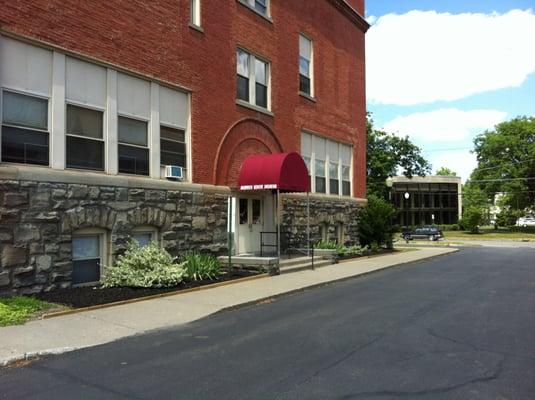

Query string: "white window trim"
[[190, 0, 201, 28], [117, 113, 150, 176], [237, 0, 272, 21], [237, 48, 271, 111], [299, 33, 314, 98], [72, 227, 109, 287]]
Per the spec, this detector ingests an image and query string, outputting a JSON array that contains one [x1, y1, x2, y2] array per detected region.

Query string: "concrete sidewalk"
[[0, 247, 457, 366]]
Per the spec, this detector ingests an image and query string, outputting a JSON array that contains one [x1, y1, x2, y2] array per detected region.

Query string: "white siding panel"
[[1, 36, 52, 95], [159, 86, 188, 128], [301, 132, 312, 157], [117, 73, 150, 119], [314, 135, 326, 160], [340, 144, 352, 165], [66, 57, 106, 107], [328, 140, 339, 161]]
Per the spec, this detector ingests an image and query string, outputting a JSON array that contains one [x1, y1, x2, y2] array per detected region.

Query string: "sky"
[[365, 0, 535, 182]]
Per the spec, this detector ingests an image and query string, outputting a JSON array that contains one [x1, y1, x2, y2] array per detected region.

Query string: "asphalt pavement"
[[1, 247, 534, 399]]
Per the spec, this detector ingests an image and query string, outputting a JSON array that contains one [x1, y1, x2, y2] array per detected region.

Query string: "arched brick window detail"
[[214, 118, 283, 187]]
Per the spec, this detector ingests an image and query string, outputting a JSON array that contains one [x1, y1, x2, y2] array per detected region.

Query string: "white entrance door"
[[238, 197, 263, 255]]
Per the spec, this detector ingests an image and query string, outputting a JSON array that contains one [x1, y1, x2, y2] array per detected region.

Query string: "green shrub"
[[459, 207, 484, 233], [315, 241, 374, 257], [496, 208, 523, 227], [102, 241, 185, 288], [358, 195, 399, 248], [180, 251, 224, 281]]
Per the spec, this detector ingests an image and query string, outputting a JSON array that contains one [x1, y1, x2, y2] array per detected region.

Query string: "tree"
[[357, 195, 399, 248], [436, 167, 457, 176], [459, 207, 484, 233], [366, 113, 431, 198], [470, 116, 535, 211]]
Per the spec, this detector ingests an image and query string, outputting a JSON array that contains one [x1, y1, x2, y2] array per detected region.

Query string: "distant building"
[[387, 176, 462, 227]]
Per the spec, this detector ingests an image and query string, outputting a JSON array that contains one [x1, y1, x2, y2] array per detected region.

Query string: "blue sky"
[[365, 1, 535, 181]]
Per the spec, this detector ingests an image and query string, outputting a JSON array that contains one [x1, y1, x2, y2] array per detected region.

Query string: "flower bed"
[[34, 268, 259, 309]]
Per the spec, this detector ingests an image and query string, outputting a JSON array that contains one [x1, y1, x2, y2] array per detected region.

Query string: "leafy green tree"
[[471, 116, 535, 211], [459, 207, 484, 233], [435, 167, 457, 176], [366, 114, 431, 198], [358, 195, 399, 248]]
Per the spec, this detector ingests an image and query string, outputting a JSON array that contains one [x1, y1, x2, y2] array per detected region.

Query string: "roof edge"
[[328, 0, 370, 32]]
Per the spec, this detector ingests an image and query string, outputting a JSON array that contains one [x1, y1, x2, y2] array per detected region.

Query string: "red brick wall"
[[0, 0, 367, 198]]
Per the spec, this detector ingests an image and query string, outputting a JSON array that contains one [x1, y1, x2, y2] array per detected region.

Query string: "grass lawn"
[[442, 227, 535, 241], [0, 296, 61, 327]]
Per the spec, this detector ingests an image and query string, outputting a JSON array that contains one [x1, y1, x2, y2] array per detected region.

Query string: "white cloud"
[[366, 9, 535, 105], [430, 151, 477, 183], [382, 108, 507, 142]]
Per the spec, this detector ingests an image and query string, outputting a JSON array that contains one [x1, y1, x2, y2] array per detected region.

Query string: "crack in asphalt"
[[335, 356, 506, 399]]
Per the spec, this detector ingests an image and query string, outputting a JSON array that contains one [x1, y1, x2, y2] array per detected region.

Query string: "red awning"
[[238, 152, 311, 192]]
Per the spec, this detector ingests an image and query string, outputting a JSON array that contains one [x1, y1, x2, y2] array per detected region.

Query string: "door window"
[[252, 199, 262, 224], [239, 198, 248, 224]]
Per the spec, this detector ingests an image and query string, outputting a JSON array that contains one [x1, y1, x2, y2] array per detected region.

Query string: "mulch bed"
[[34, 269, 259, 309], [337, 248, 397, 261]]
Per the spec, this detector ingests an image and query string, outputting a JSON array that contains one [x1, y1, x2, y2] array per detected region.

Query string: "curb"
[[41, 273, 269, 320], [213, 248, 460, 315], [1, 248, 457, 368]]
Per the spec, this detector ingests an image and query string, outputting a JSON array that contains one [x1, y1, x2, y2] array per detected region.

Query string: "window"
[[118, 116, 149, 175], [72, 235, 102, 285], [236, 49, 270, 110], [160, 126, 186, 169], [131, 226, 158, 247], [1, 90, 49, 166], [301, 132, 353, 196], [329, 162, 339, 195], [299, 34, 313, 96], [241, 0, 269, 16], [66, 104, 104, 170], [255, 59, 268, 108], [190, 0, 201, 27]]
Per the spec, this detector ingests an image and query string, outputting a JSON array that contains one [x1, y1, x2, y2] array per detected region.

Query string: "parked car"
[[402, 226, 443, 242], [516, 216, 535, 227]]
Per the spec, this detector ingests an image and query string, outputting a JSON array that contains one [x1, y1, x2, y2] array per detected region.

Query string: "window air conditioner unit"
[[165, 165, 183, 180]]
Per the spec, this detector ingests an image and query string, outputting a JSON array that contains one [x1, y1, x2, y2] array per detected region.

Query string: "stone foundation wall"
[[0, 179, 229, 295], [281, 195, 361, 249]]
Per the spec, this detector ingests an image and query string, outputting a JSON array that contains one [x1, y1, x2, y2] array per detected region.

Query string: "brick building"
[[0, 0, 369, 293]]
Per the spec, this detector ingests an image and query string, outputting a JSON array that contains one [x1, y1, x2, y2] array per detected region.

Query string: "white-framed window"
[[159, 85, 189, 179], [1, 90, 50, 166], [117, 72, 151, 176], [239, 0, 269, 17], [299, 34, 313, 97], [72, 229, 107, 285], [236, 48, 270, 110], [1, 36, 192, 182], [161, 125, 186, 169], [66, 104, 105, 170], [117, 116, 149, 176], [65, 56, 107, 171], [131, 226, 158, 247], [301, 132, 353, 196], [190, 0, 201, 27]]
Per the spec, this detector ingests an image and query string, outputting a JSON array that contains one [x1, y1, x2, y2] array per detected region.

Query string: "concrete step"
[[279, 258, 332, 274]]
